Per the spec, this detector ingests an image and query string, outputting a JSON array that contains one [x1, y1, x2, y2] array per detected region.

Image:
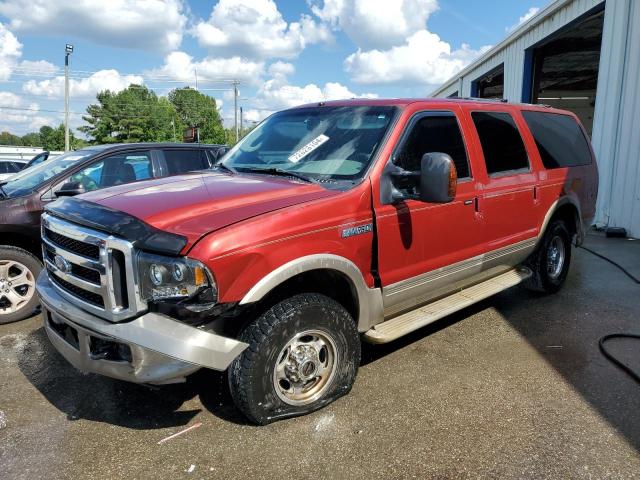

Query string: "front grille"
[[49, 270, 105, 307], [41, 213, 145, 321], [44, 227, 100, 260], [45, 247, 100, 285], [72, 264, 101, 284]]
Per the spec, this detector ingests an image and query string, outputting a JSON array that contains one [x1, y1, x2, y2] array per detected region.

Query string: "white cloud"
[[0, 91, 54, 133], [149, 51, 265, 87], [268, 61, 295, 78], [193, 0, 331, 59], [345, 30, 491, 86], [0, 22, 59, 82], [0, 22, 21, 81], [0, 0, 187, 52], [507, 7, 540, 32], [241, 108, 264, 123], [16, 59, 58, 75], [311, 0, 438, 50], [23, 69, 144, 99], [252, 67, 377, 112]]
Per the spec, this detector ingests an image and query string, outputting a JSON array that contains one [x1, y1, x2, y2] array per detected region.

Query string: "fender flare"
[[537, 196, 583, 247], [239, 254, 384, 332]]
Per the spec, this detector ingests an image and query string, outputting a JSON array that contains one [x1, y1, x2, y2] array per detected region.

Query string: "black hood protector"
[[44, 197, 187, 256]]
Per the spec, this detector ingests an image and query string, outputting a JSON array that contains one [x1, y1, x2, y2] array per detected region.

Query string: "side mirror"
[[55, 181, 86, 197], [419, 152, 457, 203]]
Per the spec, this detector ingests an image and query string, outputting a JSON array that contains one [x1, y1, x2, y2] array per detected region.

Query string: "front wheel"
[[524, 219, 572, 293], [0, 246, 42, 324], [228, 293, 360, 425]]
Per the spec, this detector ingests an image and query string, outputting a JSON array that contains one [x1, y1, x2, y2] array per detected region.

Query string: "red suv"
[[35, 99, 598, 424]]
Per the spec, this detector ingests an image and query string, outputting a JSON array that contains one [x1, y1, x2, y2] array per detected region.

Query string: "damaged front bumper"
[[36, 272, 248, 385]]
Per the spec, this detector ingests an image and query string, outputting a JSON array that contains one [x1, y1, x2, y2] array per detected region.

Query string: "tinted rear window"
[[471, 111, 529, 175], [522, 111, 592, 169], [163, 149, 208, 174]]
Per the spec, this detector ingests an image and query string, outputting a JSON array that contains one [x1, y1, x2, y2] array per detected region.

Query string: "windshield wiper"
[[241, 167, 315, 184], [213, 162, 237, 174]]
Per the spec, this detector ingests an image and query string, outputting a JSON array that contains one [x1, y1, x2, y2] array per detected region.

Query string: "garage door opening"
[[525, 6, 604, 135], [472, 64, 504, 99]]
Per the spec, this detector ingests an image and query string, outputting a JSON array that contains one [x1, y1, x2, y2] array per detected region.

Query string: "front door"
[[374, 109, 485, 316]]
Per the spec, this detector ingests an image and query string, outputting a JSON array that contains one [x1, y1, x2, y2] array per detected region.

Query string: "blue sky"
[[0, 0, 547, 136]]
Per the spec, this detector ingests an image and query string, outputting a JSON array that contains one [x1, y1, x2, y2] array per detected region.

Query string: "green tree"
[[168, 87, 225, 144], [21, 132, 41, 146], [80, 84, 176, 144], [39, 124, 82, 150], [0, 131, 23, 145]]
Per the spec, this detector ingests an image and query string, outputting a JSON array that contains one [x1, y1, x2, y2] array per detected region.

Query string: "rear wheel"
[[524, 220, 572, 293], [0, 246, 42, 324], [228, 293, 360, 425]]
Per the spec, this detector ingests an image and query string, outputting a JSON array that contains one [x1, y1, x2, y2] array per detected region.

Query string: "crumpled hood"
[[79, 172, 338, 247]]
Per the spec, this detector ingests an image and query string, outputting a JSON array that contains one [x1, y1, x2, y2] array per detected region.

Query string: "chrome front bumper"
[[36, 272, 248, 385]]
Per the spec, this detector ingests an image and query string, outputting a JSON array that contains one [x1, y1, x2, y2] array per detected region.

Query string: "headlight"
[[137, 252, 217, 302]]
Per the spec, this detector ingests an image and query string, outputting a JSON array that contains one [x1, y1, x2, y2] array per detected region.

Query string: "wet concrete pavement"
[[1, 233, 639, 479]]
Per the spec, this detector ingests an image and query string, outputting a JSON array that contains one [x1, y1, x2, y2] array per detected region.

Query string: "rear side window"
[[394, 113, 470, 179], [163, 149, 208, 175], [471, 111, 529, 175], [522, 111, 592, 169]]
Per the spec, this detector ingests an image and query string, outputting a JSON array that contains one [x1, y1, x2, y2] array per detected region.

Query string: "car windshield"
[[221, 106, 396, 183], [1, 150, 95, 198]]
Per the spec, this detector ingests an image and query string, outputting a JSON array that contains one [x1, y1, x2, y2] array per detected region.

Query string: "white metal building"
[[431, 0, 640, 238]]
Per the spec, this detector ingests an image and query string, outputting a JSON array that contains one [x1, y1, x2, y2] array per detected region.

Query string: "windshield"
[[221, 106, 396, 182], [1, 150, 95, 198]]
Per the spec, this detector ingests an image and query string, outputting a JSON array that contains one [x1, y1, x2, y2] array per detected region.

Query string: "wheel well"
[[0, 232, 42, 259], [256, 269, 359, 324], [549, 203, 579, 240]]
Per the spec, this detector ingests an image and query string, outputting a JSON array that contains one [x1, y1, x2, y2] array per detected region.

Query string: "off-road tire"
[[228, 293, 360, 425], [524, 220, 572, 294], [0, 246, 42, 324]]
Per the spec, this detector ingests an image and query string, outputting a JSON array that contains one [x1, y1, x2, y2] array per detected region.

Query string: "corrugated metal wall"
[[433, 0, 603, 99], [433, 0, 640, 237], [593, 0, 640, 237]]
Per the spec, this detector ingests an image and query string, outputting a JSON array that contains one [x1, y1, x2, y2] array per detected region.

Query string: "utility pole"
[[233, 80, 239, 143], [64, 44, 73, 152], [240, 106, 243, 139]]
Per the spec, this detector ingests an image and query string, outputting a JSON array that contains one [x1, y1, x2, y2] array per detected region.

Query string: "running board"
[[363, 268, 532, 344]]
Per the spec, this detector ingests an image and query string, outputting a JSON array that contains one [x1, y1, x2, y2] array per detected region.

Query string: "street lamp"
[[64, 44, 74, 151]]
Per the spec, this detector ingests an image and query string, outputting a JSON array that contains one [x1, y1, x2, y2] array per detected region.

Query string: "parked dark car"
[[0, 158, 28, 181], [0, 142, 227, 323]]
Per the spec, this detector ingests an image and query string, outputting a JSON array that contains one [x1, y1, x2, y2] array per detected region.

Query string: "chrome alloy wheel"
[[273, 329, 338, 406], [546, 236, 566, 279], [0, 260, 36, 315]]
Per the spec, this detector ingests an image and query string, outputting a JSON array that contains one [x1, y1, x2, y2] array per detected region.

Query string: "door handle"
[[463, 199, 473, 205]]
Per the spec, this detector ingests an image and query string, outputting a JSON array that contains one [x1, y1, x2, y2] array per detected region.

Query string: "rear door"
[[374, 108, 485, 314], [157, 148, 210, 176], [464, 107, 539, 267]]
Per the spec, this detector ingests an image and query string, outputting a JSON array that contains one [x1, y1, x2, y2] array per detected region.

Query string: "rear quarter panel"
[[516, 106, 599, 233]]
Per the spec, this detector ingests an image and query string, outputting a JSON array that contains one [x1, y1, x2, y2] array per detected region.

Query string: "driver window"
[[394, 113, 471, 179], [62, 151, 152, 192]]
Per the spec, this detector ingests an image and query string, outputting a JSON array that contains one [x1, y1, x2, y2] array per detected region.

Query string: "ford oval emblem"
[[54, 255, 71, 274]]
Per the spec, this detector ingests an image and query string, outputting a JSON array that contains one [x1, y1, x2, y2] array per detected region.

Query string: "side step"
[[363, 268, 531, 344]]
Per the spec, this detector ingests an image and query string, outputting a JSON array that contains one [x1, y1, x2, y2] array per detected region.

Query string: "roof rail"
[[455, 97, 509, 103], [454, 97, 554, 108]]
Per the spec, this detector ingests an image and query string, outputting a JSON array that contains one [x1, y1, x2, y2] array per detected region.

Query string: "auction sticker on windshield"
[[288, 134, 329, 163]]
